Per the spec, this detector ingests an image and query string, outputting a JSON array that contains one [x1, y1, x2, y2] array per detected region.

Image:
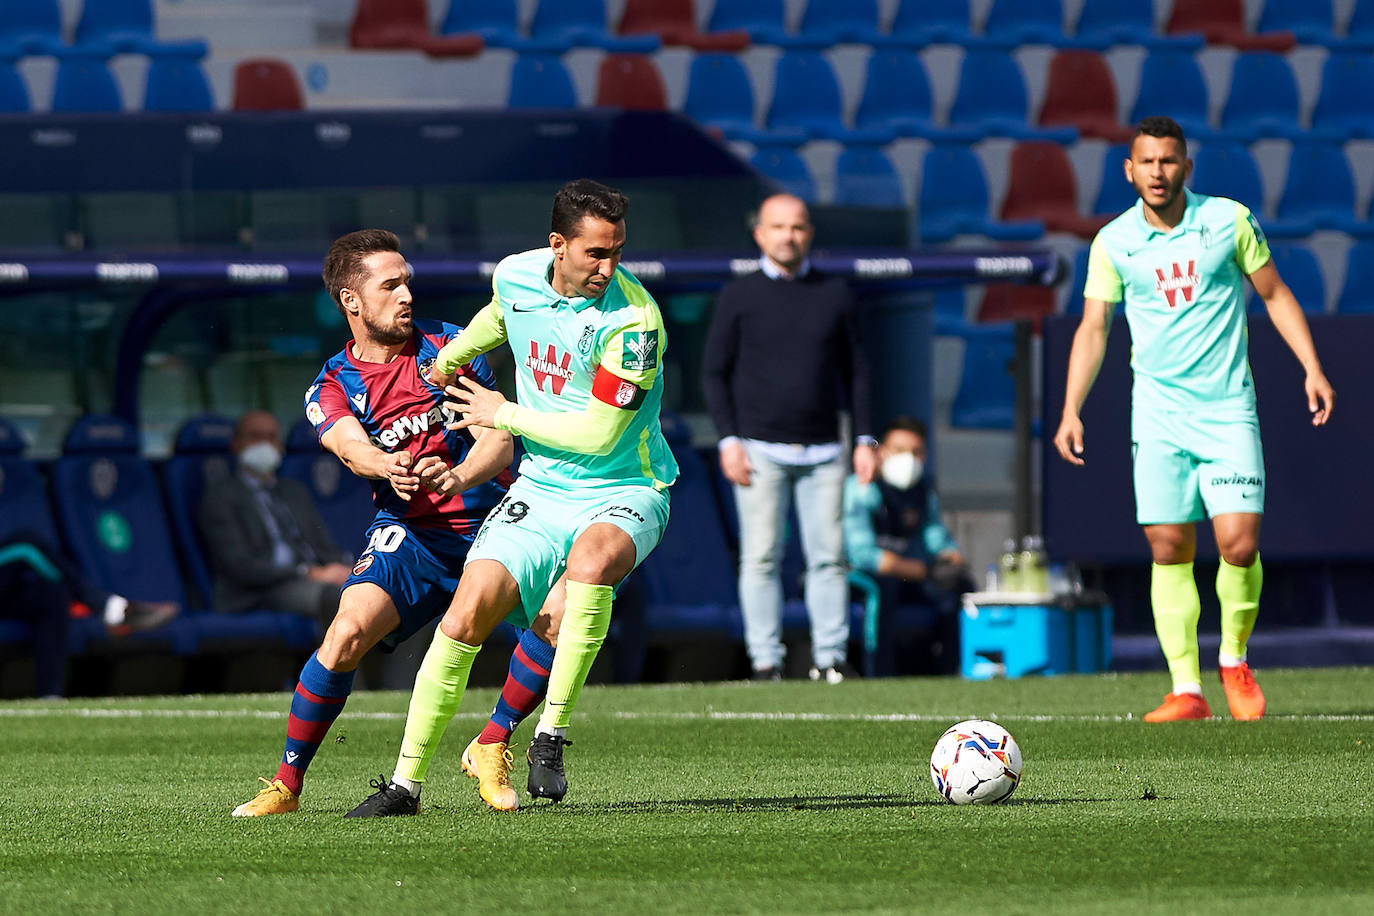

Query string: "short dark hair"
[[550, 179, 629, 238], [1133, 115, 1187, 151], [322, 229, 401, 315], [884, 415, 928, 441]]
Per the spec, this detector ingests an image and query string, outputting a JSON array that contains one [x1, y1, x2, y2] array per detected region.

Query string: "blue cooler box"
[[960, 592, 1113, 679]]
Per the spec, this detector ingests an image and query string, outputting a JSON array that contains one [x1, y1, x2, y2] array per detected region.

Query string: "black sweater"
[[702, 268, 872, 445]]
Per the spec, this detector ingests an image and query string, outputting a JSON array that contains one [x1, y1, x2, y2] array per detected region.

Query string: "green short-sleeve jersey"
[[1083, 189, 1271, 409], [491, 247, 679, 490]]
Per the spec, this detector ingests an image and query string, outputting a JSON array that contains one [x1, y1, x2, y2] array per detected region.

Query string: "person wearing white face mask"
[[198, 410, 352, 621], [842, 416, 972, 676]]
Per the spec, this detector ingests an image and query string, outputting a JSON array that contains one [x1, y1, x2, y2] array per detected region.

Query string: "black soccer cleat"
[[526, 733, 571, 802], [344, 775, 420, 818]]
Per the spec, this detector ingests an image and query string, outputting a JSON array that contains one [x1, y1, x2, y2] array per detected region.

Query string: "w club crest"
[[1155, 260, 1200, 308]]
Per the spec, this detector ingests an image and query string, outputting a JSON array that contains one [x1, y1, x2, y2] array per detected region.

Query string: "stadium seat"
[[74, 0, 152, 49], [278, 419, 374, 560], [439, 0, 569, 51], [977, 283, 1057, 330], [0, 57, 29, 113], [1249, 243, 1325, 314], [1220, 53, 1302, 140], [0, 0, 63, 54], [51, 53, 122, 113], [889, 0, 979, 46], [1001, 140, 1109, 238], [983, 0, 1069, 46], [1092, 142, 1137, 216], [232, 59, 304, 111], [159, 414, 236, 609], [595, 53, 667, 111], [350, 0, 484, 57], [1276, 140, 1374, 236], [932, 287, 969, 334], [618, 0, 750, 51], [143, 53, 214, 112], [529, 0, 659, 51], [948, 49, 1075, 141], [1063, 246, 1092, 315], [1347, 0, 1374, 49], [682, 52, 760, 140], [950, 325, 1016, 430], [833, 145, 905, 208], [765, 51, 892, 143], [1074, 0, 1203, 49], [1255, 0, 1338, 45], [1311, 54, 1374, 139], [1187, 143, 1315, 237], [507, 53, 578, 109], [1165, 0, 1296, 51], [1337, 242, 1374, 313], [1129, 51, 1211, 139], [918, 144, 1043, 242], [795, 0, 885, 45], [854, 49, 944, 138], [0, 417, 58, 546], [1038, 49, 1131, 142], [706, 0, 800, 47], [748, 146, 816, 202]]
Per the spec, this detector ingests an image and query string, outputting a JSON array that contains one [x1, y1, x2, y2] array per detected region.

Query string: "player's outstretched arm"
[[444, 376, 637, 456], [430, 300, 507, 389], [419, 426, 515, 497], [1054, 299, 1114, 466], [320, 415, 422, 500], [1249, 260, 1335, 426]]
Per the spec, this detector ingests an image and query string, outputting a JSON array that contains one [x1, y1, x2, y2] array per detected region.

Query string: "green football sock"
[[539, 580, 614, 731], [1151, 561, 1201, 693], [1217, 554, 1262, 662], [393, 630, 480, 785]]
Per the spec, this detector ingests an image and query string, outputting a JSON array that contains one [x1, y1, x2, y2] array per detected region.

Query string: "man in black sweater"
[[703, 193, 878, 683]]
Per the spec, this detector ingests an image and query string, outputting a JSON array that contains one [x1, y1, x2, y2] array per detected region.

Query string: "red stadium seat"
[[350, 0, 483, 57], [1165, 0, 1296, 51], [595, 53, 667, 110], [1001, 141, 1109, 239], [232, 58, 304, 111], [976, 283, 1056, 330], [618, 0, 750, 50], [1038, 50, 1132, 143]]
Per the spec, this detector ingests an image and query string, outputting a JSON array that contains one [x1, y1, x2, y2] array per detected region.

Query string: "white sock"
[[390, 775, 420, 796], [534, 721, 566, 739], [1218, 651, 1246, 667], [103, 595, 129, 627], [1173, 682, 1203, 697]]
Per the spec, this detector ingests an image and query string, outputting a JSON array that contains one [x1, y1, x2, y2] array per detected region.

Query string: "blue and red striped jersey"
[[304, 318, 513, 534]]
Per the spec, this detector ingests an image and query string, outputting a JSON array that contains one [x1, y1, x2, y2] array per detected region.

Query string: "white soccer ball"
[[928, 719, 1022, 805]]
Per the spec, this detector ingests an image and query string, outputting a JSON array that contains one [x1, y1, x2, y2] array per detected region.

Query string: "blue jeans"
[[734, 442, 849, 670]]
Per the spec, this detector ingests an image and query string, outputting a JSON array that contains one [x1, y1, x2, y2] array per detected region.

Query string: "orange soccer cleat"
[[1219, 663, 1266, 720], [1143, 691, 1211, 722]]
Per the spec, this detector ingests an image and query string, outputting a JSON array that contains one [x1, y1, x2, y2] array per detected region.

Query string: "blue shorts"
[[343, 514, 478, 650]]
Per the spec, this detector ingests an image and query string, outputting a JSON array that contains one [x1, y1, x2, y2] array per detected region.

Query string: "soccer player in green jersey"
[[1053, 116, 1335, 722], [350, 179, 678, 811]]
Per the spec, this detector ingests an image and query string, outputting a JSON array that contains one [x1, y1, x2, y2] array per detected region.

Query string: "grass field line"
[[3, 706, 1373, 723]]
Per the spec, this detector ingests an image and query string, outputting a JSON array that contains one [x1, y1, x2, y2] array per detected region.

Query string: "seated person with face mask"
[[198, 410, 352, 622], [842, 416, 973, 675]]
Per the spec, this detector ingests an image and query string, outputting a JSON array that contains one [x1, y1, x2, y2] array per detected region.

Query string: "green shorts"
[[466, 474, 671, 624], [1131, 405, 1265, 525]]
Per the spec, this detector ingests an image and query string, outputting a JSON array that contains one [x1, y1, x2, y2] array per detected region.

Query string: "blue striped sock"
[[479, 629, 554, 745], [275, 652, 354, 794]]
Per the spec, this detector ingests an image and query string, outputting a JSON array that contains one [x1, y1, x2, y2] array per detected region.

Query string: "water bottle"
[[1020, 535, 1050, 594], [997, 538, 1020, 593]]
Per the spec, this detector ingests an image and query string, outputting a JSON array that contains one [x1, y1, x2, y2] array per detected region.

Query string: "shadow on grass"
[[529, 793, 1120, 814]]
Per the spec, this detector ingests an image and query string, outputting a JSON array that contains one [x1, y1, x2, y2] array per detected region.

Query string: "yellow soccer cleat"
[[231, 777, 300, 817], [462, 737, 520, 812]]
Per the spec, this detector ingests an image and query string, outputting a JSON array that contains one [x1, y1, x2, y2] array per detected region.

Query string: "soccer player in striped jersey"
[[1054, 117, 1335, 722]]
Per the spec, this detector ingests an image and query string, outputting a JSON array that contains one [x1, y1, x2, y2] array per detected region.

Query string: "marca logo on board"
[[1155, 260, 1200, 308], [527, 341, 574, 394]]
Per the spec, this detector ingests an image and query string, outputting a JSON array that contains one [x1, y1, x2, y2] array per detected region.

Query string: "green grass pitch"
[[2, 667, 1372, 914]]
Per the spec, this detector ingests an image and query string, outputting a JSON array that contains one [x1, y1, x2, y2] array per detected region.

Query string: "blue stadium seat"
[[933, 288, 969, 334], [159, 414, 235, 608], [947, 49, 1075, 141], [1249, 243, 1325, 314], [143, 54, 214, 112], [950, 325, 1016, 430], [507, 53, 578, 109], [1337, 242, 1374, 313], [1348, 0, 1374, 49], [51, 53, 122, 113], [983, 0, 1069, 46], [889, 0, 978, 46], [854, 49, 954, 138], [795, 0, 884, 45], [1092, 142, 1137, 216], [1311, 53, 1374, 139], [1276, 140, 1374, 236], [440, 0, 570, 51], [75, 0, 153, 49], [1130, 51, 1210, 139], [528, 0, 658, 51], [1220, 52, 1302, 140], [278, 419, 374, 560], [1256, 0, 1337, 45], [682, 52, 761, 141], [0, 0, 64, 54], [833, 145, 904, 208], [1192, 142, 1311, 237], [0, 417, 57, 545], [0, 57, 29, 113], [1063, 247, 1091, 315], [918, 144, 1044, 242], [706, 0, 797, 47], [765, 50, 893, 143], [748, 145, 816, 202], [1074, 0, 1204, 48]]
